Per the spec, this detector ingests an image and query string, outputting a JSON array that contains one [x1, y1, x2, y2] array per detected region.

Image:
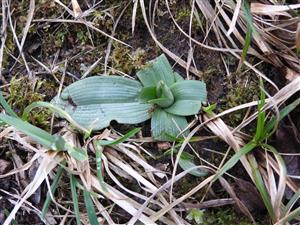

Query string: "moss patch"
[[8, 76, 56, 129]]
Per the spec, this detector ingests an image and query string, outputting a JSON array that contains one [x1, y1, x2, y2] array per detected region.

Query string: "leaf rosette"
[[52, 54, 207, 141]]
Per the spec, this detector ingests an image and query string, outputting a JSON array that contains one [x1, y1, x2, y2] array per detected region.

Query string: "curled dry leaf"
[[233, 179, 265, 215], [272, 124, 300, 199], [0, 159, 11, 174]]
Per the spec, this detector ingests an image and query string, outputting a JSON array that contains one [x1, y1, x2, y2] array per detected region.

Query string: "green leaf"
[[83, 190, 99, 225], [52, 76, 151, 130], [284, 188, 300, 215], [98, 127, 141, 146], [255, 79, 266, 142], [186, 209, 205, 225], [137, 54, 176, 87], [164, 100, 202, 116], [94, 141, 107, 192], [213, 141, 256, 182], [23, 101, 88, 133], [248, 154, 275, 222], [151, 109, 188, 141], [265, 98, 300, 138], [139, 86, 157, 102], [203, 103, 217, 116], [70, 175, 81, 225], [0, 114, 87, 161], [152, 81, 174, 108], [174, 72, 184, 82], [239, 0, 254, 67], [0, 91, 18, 117], [0, 113, 57, 149], [42, 164, 65, 218], [179, 152, 208, 177], [170, 80, 207, 101], [65, 144, 88, 161]]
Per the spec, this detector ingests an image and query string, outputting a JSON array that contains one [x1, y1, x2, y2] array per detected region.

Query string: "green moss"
[[176, 7, 192, 21], [8, 77, 55, 129], [111, 43, 146, 74], [198, 208, 254, 225], [219, 70, 259, 127], [55, 26, 68, 47]]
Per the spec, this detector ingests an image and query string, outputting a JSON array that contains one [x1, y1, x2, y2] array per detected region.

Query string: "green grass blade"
[[0, 91, 18, 117], [70, 175, 81, 225], [284, 189, 300, 215], [213, 141, 256, 182], [255, 79, 266, 142], [179, 152, 208, 177], [42, 165, 65, 218], [239, 0, 253, 67], [0, 113, 57, 148], [83, 190, 99, 225], [94, 141, 107, 192], [279, 206, 300, 224], [4, 209, 19, 225], [248, 154, 275, 222], [265, 98, 300, 138], [0, 113, 87, 161], [22, 101, 88, 133], [64, 143, 88, 161], [98, 127, 141, 146]]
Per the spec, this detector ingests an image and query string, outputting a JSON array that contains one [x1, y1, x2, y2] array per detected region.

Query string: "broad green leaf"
[[174, 72, 184, 82], [83, 190, 99, 225], [137, 54, 176, 87], [164, 100, 202, 116], [60, 76, 142, 104], [179, 152, 208, 177], [170, 80, 207, 101], [52, 76, 151, 130], [151, 109, 188, 141]]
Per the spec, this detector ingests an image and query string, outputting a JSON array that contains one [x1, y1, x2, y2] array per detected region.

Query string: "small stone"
[[157, 142, 171, 150]]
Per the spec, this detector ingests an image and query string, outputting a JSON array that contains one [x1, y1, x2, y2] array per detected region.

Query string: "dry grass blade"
[[251, 3, 300, 15], [71, 0, 82, 18], [19, 0, 35, 52], [0, 0, 8, 78], [3, 152, 63, 225], [132, 0, 139, 34], [227, 0, 242, 36]]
